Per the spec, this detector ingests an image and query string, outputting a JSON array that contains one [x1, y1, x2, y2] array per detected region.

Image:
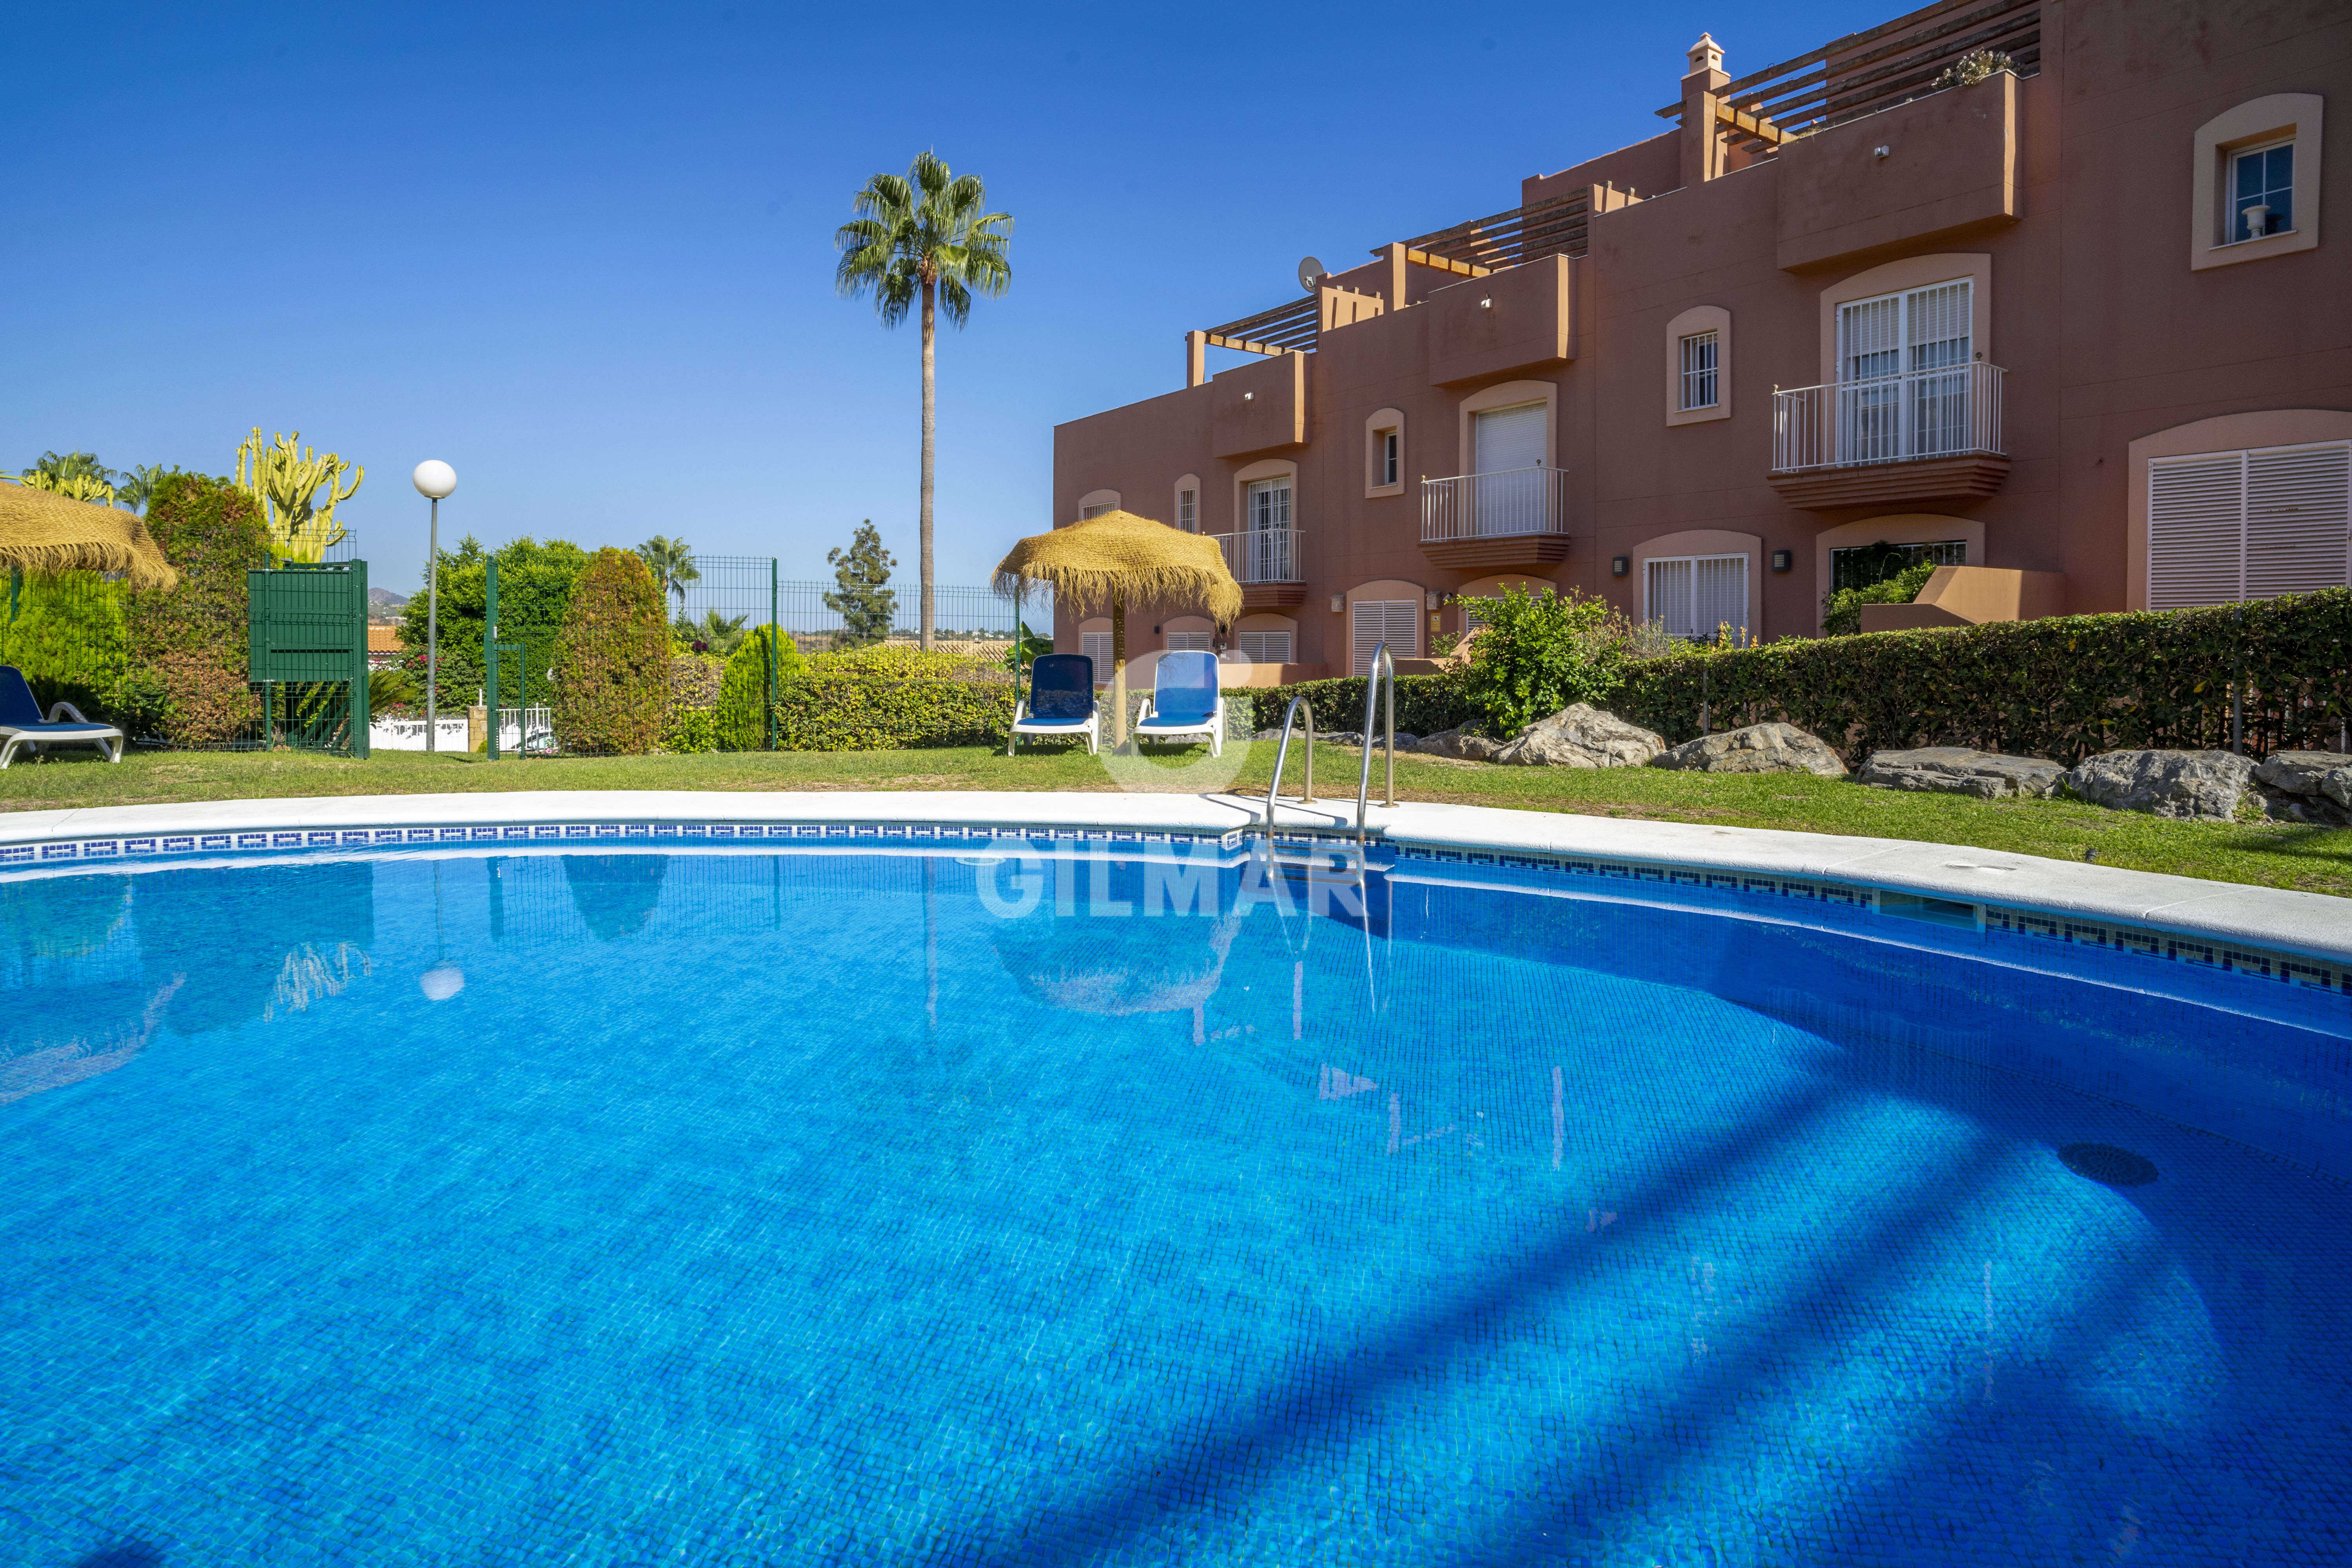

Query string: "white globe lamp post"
[[412, 461, 457, 752]]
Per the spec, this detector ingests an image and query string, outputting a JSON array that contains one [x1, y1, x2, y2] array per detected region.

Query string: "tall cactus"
[[235, 428, 364, 563]]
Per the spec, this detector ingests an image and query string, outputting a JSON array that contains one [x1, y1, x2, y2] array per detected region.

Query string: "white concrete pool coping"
[[2, 788, 2346, 965]]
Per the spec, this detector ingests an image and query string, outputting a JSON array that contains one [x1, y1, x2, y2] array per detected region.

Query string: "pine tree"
[[824, 521, 898, 646]]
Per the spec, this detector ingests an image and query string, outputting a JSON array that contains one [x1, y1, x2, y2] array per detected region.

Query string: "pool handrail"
[[1263, 693, 1316, 827], [1355, 642, 1396, 849]]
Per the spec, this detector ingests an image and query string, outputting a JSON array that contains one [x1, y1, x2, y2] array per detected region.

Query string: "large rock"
[[1651, 722, 1848, 777], [1417, 727, 1505, 762], [1494, 704, 1665, 769], [2252, 750, 2352, 824], [1858, 746, 2065, 800], [2065, 749, 2256, 821]]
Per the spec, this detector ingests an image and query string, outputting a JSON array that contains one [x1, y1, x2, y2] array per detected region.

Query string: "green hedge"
[[129, 475, 271, 747], [1246, 672, 1477, 737], [0, 570, 128, 722], [552, 548, 668, 755], [774, 646, 1014, 750], [1615, 588, 2352, 763]]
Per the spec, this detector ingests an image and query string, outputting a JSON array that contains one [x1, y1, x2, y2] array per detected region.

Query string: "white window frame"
[[1163, 629, 1214, 653], [1679, 330, 1719, 411], [1643, 553, 1750, 642], [1380, 430, 1399, 487], [1246, 475, 1291, 532], [1234, 628, 1293, 665], [1176, 487, 1197, 532], [2227, 137, 2296, 244]]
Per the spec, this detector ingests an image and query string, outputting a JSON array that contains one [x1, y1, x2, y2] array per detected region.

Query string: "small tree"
[[715, 624, 809, 750], [1461, 584, 1639, 737], [550, 548, 668, 755], [127, 474, 272, 746], [824, 520, 898, 646], [637, 535, 698, 611]]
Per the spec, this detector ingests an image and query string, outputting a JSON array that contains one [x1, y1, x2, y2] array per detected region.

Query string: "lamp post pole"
[[412, 461, 458, 753]]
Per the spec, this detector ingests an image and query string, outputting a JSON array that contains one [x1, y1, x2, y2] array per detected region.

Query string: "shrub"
[[1615, 587, 2352, 764], [398, 535, 587, 713], [0, 570, 129, 721], [714, 626, 808, 750], [1247, 672, 1477, 737], [1460, 584, 1642, 736], [1821, 559, 1938, 637], [127, 474, 270, 746], [550, 547, 668, 755], [775, 645, 1014, 750]]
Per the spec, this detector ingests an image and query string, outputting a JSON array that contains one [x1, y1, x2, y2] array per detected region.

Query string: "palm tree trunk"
[[919, 276, 937, 652]]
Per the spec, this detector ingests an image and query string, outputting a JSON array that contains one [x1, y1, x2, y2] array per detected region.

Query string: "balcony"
[[1419, 466, 1572, 571], [1210, 528, 1305, 611], [1768, 362, 2010, 509]]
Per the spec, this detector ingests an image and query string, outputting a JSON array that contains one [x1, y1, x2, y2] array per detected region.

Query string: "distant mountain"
[[369, 587, 408, 608]]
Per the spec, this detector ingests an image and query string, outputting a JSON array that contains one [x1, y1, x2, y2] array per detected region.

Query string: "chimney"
[[1680, 32, 1733, 188]]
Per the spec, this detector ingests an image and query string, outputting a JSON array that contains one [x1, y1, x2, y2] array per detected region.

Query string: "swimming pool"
[[3, 828, 2348, 1566]]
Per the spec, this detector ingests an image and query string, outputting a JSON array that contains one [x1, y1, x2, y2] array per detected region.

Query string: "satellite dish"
[[1298, 256, 1326, 294]]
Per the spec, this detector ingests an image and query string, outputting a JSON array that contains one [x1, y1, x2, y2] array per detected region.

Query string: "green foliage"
[[677, 606, 749, 657], [774, 644, 1014, 750], [367, 665, 421, 714], [397, 535, 587, 713], [714, 626, 808, 750], [1821, 559, 1938, 637], [113, 463, 183, 515], [0, 570, 129, 721], [13, 450, 118, 506], [1461, 584, 1641, 737], [1002, 622, 1053, 672], [824, 520, 898, 645], [234, 428, 362, 563], [550, 548, 669, 755], [1614, 588, 2352, 764], [1248, 672, 1478, 738], [127, 474, 272, 746], [834, 151, 1013, 333], [1935, 48, 2014, 89]]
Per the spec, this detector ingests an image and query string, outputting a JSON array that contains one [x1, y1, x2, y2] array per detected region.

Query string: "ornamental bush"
[[128, 474, 271, 746], [714, 626, 808, 750], [397, 534, 587, 713], [1248, 671, 1477, 738], [550, 547, 668, 755], [1820, 559, 1938, 637], [1460, 584, 1645, 736], [775, 643, 1014, 750], [0, 570, 128, 722], [1615, 587, 2352, 764]]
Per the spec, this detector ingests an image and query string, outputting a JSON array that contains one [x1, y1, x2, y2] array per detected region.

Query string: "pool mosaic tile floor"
[[0, 850, 2347, 1566]]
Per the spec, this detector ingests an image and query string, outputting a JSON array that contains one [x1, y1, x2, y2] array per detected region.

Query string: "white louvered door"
[[1351, 599, 1417, 675], [2149, 443, 2351, 609]]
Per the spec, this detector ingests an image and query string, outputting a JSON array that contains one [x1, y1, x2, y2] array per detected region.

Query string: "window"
[[1836, 279, 1975, 462], [1176, 486, 1197, 532], [1236, 628, 1293, 664], [1081, 630, 1113, 670], [1379, 430, 1399, 487], [1364, 408, 1406, 495], [1080, 502, 1116, 520], [1350, 598, 1417, 674], [1164, 630, 1214, 652], [2231, 141, 2294, 241], [1829, 539, 1965, 592], [2148, 441, 2350, 609], [1246, 475, 1291, 532], [1679, 331, 1719, 410], [1645, 554, 1749, 641]]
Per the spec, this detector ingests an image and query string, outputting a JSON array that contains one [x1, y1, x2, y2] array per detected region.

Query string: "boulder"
[[1651, 722, 1848, 777], [1494, 704, 1666, 769], [2252, 750, 2352, 825], [1858, 746, 2065, 800], [1417, 727, 1505, 762], [2064, 749, 2256, 821]]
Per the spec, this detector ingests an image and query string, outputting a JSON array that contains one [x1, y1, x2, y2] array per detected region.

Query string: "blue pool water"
[[2, 846, 2348, 1566]]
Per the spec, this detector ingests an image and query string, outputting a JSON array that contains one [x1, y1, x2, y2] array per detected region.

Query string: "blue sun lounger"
[[1007, 653, 1100, 756], [0, 664, 125, 768], [1133, 649, 1226, 756]]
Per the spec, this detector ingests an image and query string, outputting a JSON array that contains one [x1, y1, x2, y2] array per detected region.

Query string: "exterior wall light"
[[1479, 298, 1493, 309], [1610, 555, 1630, 577], [1873, 145, 1891, 158], [1243, 391, 1255, 401], [1771, 549, 1793, 572]]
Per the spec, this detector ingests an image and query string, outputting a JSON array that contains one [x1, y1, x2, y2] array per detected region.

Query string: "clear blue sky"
[[2, 1, 1887, 597]]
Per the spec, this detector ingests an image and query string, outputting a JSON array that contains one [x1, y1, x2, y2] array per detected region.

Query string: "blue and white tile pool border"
[[2, 788, 2348, 1004]]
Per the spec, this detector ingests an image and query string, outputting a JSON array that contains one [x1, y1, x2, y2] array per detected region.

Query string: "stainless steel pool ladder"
[[1263, 694, 1317, 824], [1261, 642, 1398, 851]]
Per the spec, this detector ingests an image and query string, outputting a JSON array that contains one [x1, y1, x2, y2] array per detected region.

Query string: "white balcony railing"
[[1421, 465, 1571, 542], [1772, 361, 2005, 474], [1210, 528, 1301, 583]]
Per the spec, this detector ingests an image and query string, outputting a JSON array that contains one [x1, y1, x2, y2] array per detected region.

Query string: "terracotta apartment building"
[[1049, 0, 2348, 682]]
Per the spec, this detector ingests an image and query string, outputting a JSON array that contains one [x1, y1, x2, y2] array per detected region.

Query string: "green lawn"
[[2, 742, 2345, 899]]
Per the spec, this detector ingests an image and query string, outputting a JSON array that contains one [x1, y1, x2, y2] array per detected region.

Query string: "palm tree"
[[637, 535, 699, 612], [835, 152, 1011, 651]]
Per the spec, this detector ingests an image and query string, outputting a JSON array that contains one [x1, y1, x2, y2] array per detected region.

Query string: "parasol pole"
[[1110, 592, 1129, 748]]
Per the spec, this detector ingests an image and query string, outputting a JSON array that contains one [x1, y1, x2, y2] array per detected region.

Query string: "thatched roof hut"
[[993, 510, 1240, 743], [0, 481, 179, 590]]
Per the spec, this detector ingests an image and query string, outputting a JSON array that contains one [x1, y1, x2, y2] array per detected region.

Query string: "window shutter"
[[2245, 443, 2351, 599], [1693, 555, 1748, 641], [1080, 632, 1112, 671], [1473, 403, 1546, 473], [1352, 599, 1417, 675], [1645, 558, 1693, 636], [2147, 455, 2246, 609], [1238, 629, 1292, 664]]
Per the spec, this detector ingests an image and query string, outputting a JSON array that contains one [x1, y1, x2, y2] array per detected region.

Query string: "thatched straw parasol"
[[0, 481, 179, 590], [993, 509, 1241, 745]]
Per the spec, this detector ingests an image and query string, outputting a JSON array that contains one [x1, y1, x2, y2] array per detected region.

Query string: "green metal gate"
[[247, 561, 371, 757]]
